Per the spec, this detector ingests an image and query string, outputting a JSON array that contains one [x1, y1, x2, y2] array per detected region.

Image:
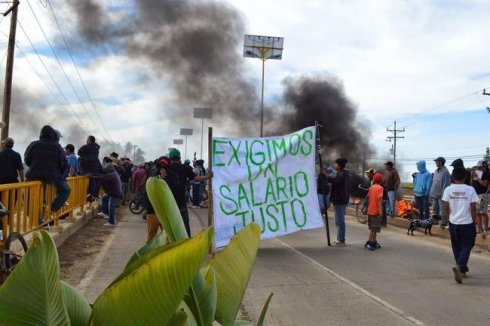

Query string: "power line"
[[45, 0, 115, 143], [25, 0, 107, 140], [16, 20, 91, 134]]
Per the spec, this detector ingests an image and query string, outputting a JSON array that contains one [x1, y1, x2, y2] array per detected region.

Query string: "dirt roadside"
[[57, 215, 116, 287]]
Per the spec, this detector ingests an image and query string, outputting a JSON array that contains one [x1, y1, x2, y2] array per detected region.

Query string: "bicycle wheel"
[[129, 199, 144, 214], [3, 232, 28, 271], [356, 204, 368, 224]]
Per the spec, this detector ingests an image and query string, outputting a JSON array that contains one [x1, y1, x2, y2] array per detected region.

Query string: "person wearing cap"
[[167, 148, 210, 237], [365, 168, 375, 185], [325, 158, 351, 247], [430, 157, 451, 227], [24, 125, 70, 215], [412, 160, 432, 220], [365, 173, 384, 250], [450, 158, 471, 185], [0, 137, 24, 185], [383, 161, 400, 218], [471, 160, 489, 234]]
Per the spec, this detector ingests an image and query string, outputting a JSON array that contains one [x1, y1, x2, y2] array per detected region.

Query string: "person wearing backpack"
[[167, 149, 209, 236]]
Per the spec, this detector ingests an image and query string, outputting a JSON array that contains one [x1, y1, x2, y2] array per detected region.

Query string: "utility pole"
[[386, 121, 405, 168], [483, 89, 490, 114], [1, 1, 20, 141]]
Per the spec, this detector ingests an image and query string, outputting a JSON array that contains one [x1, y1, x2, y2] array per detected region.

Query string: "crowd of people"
[[317, 156, 489, 283], [0, 125, 210, 232]]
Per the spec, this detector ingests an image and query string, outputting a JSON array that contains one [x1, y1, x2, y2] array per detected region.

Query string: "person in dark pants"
[[325, 158, 351, 247], [0, 137, 24, 185], [78, 135, 103, 201], [89, 157, 122, 226], [442, 167, 479, 284], [24, 126, 70, 217], [167, 149, 209, 237]]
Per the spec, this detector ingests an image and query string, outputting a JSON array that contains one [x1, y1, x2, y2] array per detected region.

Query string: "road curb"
[[51, 204, 99, 248]]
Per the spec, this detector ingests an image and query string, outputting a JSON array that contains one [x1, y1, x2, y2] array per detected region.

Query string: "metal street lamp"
[[193, 107, 213, 159], [244, 34, 284, 137], [179, 128, 193, 160]]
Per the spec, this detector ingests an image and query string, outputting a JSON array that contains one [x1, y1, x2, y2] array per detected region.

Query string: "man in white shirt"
[[442, 167, 479, 284]]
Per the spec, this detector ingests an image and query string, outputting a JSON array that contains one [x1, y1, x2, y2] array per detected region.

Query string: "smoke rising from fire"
[[276, 76, 374, 168], [66, 0, 375, 167]]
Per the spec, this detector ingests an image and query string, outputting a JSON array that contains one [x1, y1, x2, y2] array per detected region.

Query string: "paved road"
[[61, 207, 490, 325]]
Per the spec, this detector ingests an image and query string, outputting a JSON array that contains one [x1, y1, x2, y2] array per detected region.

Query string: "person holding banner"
[[325, 158, 351, 247], [167, 149, 210, 237]]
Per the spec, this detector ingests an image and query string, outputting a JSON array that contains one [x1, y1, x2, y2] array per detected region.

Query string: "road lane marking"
[[274, 238, 425, 326]]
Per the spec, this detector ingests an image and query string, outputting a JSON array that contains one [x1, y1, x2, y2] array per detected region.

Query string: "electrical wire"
[[45, 0, 115, 143], [25, 0, 108, 140], [16, 20, 92, 134]]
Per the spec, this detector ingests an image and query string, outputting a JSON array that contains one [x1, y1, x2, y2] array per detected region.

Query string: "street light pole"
[[193, 108, 212, 159], [244, 34, 284, 137]]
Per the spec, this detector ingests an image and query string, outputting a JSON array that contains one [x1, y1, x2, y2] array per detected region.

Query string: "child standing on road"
[[442, 167, 479, 284], [365, 173, 384, 250]]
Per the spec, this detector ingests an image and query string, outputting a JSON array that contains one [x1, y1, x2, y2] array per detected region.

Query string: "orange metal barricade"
[[0, 176, 90, 249]]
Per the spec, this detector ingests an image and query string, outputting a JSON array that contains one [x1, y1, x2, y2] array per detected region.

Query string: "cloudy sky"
[[1, 0, 489, 180]]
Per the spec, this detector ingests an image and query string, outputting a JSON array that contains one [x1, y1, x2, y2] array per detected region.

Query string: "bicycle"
[[0, 202, 28, 273], [129, 192, 145, 214], [354, 184, 369, 224]]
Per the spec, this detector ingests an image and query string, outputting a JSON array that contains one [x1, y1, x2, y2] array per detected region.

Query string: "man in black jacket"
[[325, 158, 351, 247], [0, 137, 24, 185], [78, 135, 103, 200], [24, 125, 70, 216]]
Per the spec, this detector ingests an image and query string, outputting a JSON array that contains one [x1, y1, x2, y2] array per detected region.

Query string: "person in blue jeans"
[[412, 160, 432, 220], [89, 157, 122, 226], [442, 167, 479, 283], [325, 158, 351, 247]]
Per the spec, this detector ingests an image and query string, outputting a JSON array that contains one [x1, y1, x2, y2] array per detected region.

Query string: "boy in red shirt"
[[365, 173, 384, 250]]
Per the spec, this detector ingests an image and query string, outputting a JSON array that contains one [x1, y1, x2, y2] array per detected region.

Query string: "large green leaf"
[[91, 228, 213, 325], [125, 228, 168, 270], [146, 177, 188, 242], [0, 230, 70, 326], [184, 268, 217, 326], [205, 223, 261, 326], [60, 280, 92, 326]]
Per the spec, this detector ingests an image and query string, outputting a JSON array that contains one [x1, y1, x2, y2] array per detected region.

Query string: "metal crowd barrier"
[[0, 176, 90, 248]]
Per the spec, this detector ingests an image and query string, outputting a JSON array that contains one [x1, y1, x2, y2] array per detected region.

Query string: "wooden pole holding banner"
[[207, 126, 216, 254], [315, 121, 331, 246]]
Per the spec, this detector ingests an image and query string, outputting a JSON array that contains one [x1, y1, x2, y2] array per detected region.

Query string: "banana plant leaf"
[[205, 223, 261, 326], [125, 228, 168, 270], [184, 268, 217, 326], [91, 228, 213, 325], [146, 177, 188, 242], [60, 280, 92, 326], [0, 230, 70, 326]]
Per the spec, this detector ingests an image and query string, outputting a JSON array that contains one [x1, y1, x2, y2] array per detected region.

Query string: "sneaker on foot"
[[365, 243, 376, 251], [374, 242, 382, 249], [103, 222, 115, 226], [452, 265, 463, 284], [332, 240, 345, 247], [97, 212, 109, 219]]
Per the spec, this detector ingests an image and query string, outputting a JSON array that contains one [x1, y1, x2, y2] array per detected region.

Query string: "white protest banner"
[[212, 126, 323, 247]]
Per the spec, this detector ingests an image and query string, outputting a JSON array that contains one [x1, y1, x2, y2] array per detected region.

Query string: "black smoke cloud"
[[68, 0, 259, 134], [276, 76, 374, 168], [67, 0, 375, 168]]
